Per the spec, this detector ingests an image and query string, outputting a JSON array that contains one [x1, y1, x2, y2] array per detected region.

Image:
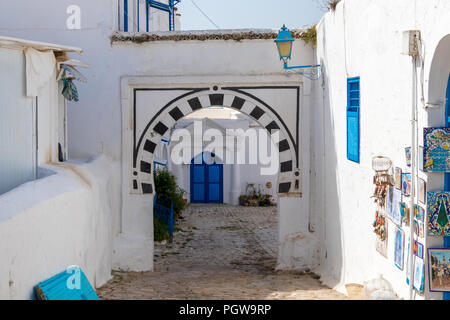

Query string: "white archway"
[[115, 76, 316, 273], [132, 88, 301, 197]]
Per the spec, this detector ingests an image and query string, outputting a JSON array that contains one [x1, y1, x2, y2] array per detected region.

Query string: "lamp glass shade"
[[277, 41, 293, 59], [275, 25, 294, 60]]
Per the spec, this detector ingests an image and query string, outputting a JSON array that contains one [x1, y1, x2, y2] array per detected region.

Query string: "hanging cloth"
[[24, 47, 56, 97], [61, 74, 79, 102]]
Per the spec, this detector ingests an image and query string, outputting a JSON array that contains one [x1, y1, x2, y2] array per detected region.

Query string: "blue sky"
[[178, 0, 326, 31]]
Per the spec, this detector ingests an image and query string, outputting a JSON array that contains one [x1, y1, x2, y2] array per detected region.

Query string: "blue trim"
[[146, 1, 149, 32], [137, 0, 140, 32], [445, 74, 450, 190], [147, 0, 179, 31], [444, 74, 450, 301], [124, 0, 129, 32], [284, 63, 321, 70], [35, 268, 99, 300], [154, 195, 174, 240], [347, 77, 360, 163], [190, 153, 223, 203]]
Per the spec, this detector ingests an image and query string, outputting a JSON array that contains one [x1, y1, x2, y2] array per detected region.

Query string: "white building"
[[0, 0, 449, 300], [0, 37, 81, 194], [0, 36, 117, 299], [311, 0, 450, 299]]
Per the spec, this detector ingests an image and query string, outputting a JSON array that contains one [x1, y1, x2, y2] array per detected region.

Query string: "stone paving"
[[98, 204, 346, 300]]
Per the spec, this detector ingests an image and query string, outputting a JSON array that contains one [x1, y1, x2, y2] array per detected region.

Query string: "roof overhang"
[[0, 36, 82, 54]]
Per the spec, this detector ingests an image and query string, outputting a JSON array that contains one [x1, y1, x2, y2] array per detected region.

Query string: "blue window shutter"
[[124, 0, 128, 32], [347, 77, 360, 163]]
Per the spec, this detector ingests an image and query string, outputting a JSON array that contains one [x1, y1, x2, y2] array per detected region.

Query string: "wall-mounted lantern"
[[275, 25, 321, 80]]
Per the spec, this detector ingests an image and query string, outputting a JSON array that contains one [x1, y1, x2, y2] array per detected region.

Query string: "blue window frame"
[[347, 77, 360, 163], [124, 0, 128, 32]]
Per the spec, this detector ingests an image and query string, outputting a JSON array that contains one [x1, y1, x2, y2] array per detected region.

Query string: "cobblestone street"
[[98, 204, 346, 300]]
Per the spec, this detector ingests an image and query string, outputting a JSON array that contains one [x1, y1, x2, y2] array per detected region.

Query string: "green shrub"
[[154, 217, 169, 242], [300, 25, 317, 47], [154, 168, 186, 215]]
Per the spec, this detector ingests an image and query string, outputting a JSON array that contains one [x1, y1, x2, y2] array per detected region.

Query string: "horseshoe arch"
[[131, 86, 302, 197]]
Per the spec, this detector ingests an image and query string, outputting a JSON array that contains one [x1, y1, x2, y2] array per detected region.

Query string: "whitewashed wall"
[[0, 156, 119, 299], [313, 0, 450, 299], [0, 0, 317, 282], [0, 47, 35, 195]]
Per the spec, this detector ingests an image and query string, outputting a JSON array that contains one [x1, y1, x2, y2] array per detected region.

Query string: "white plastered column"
[[230, 164, 241, 205], [277, 196, 318, 271]]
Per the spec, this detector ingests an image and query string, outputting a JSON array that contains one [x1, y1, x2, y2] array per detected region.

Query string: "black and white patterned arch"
[[131, 86, 301, 196]]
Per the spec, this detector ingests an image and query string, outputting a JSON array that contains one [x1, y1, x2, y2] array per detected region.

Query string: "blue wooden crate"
[[34, 268, 99, 300]]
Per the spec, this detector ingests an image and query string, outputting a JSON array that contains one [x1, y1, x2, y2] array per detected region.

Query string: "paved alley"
[[98, 204, 346, 300]]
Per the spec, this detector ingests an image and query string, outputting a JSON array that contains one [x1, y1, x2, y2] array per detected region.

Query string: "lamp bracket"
[[283, 63, 321, 81]]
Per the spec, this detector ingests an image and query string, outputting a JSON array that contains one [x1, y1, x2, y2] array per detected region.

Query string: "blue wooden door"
[[190, 153, 223, 203]]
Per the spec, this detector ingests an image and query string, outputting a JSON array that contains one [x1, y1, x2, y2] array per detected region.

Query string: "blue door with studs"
[[190, 152, 223, 203]]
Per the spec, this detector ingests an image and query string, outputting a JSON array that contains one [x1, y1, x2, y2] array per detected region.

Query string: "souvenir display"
[[418, 220, 424, 238], [406, 240, 411, 285], [372, 157, 394, 208], [394, 227, 405, 270], [405, 147, 412, 167], [402, 173, 411, 197], [419, 146, 424, 171], [423, 127, 450, 172], [417, 178, 426, 204], [413, 240, 424, 258], [394, 167, 402, 190], [413, 219, 425, 238], [428, 248, 450, 292], [415, 205, 425, 222], [389, 188, 402, 226], [400, 202, 410, 225], [386, 186, 393, 217], [427, 191, 450, 236], [374, 212, 387, 258], [413, 257, 425, 294]]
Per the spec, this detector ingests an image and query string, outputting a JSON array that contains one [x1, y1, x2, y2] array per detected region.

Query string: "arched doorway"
[[131, 87, 300, 197], [190, 152, 223, 203], [117, 77, 314, 273]]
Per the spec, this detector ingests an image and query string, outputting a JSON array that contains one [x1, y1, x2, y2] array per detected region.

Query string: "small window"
[[347, 77, 360, 163]]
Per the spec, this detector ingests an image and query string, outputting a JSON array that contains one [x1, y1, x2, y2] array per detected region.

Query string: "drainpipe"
[[407, 30, 422, 300], [408, 53, 417, 300]]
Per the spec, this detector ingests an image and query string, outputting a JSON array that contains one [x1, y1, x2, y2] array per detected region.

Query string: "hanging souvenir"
[[428, 248, 450, 292], [388, 187, 402, 226], [373, 211, 387, 258], [394, 167, 402, 190], [423, 127, 450, 172], [402, 173, 412, 197], [418, 178, 426, 204], [394, 227, 405, 270], [371, 156, 394, 208], [405, 147, 412, 167], [427, 191, 450, 236], [400, 202, 410, 225]]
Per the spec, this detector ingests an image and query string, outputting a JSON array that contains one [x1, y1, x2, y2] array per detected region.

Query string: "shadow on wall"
[[427, 34, 450, 127], [313, 21, 344, 291]]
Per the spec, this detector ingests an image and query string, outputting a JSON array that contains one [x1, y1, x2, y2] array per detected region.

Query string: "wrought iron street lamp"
[[275, 25, 321, 80]]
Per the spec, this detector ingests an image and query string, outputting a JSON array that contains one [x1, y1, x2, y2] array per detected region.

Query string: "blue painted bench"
[[34, 267, 99, 300]]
